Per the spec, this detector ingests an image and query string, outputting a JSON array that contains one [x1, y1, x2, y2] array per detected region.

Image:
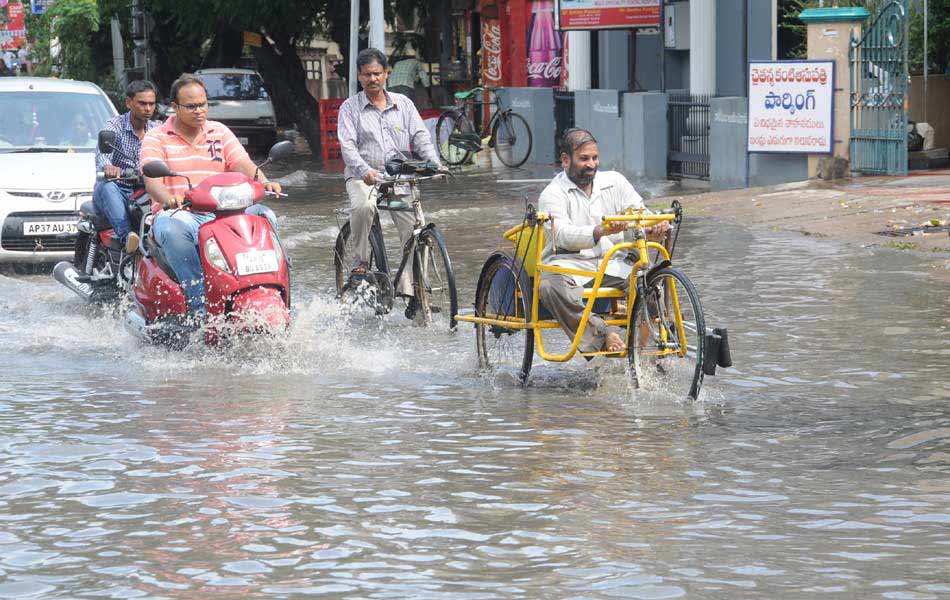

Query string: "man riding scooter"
[[141, 73, 282, 327], [94, 80, 160, 254]]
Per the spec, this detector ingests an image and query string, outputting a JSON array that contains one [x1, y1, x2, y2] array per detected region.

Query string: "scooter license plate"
[[23, 221, 77, 236], [236, 250, 279, 276], [393, 182, 411, 196]]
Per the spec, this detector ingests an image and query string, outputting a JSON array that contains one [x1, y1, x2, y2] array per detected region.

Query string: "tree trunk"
[[253, 32, 321, 157], [202, 20, 244, 69]]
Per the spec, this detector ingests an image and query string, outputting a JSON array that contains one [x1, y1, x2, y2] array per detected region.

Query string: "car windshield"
[[0, 91, 114, 153], [202, 73, 269, 101]]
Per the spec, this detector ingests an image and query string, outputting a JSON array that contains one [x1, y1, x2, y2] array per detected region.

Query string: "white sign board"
[[747, 60, 835, 154]]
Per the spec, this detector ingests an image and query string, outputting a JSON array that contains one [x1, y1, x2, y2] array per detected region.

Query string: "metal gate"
[[668, 92, 710, 180], [849, 0, 909, 175]]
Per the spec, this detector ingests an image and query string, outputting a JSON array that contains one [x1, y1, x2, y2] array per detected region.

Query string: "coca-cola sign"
[[482, 21, 502, 85], [527, 0, 562, 88], [527, 56, 562, 82]]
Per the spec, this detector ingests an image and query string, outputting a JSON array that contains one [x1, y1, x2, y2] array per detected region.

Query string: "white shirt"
[[1, 52, 14, 69], [538, 170, 645, 284]]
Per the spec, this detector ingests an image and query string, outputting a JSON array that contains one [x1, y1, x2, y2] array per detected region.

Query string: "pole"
[[923, 0, 928, 123], [349, 0, 359, 97], [369, 0, 385, 52], [111, 16, 125, 87], [660, 2, 666, 92]]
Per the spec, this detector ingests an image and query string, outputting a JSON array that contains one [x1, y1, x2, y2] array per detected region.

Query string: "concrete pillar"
[[689, 0, 716, 94], [623, 92, 668, 179], [799, 7, 870, 179], [497, 88, 556, 165], [567, 31, 591, 91], [576, 89, 623, 170]]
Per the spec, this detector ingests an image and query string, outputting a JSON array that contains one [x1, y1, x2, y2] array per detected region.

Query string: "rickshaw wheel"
[[474, 250, 534, 385], [628, 266, 706, 400]]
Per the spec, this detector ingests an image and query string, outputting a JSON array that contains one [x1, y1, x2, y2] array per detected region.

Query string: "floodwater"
[[1, 159, 948, 599]]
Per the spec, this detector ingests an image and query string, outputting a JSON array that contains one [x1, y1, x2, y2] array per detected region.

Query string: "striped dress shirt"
[[337, 90, 440, 181]]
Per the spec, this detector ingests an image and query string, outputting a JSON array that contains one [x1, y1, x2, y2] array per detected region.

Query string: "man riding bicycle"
[[538, 128, 669, 355], [141, 73, 282, 324], [93, 80, 160, 254], [337, 48, 443, 319]]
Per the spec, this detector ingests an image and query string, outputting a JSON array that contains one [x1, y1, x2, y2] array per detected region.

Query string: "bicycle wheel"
[[474, 250, 534, 384], [492, 111, 533, 168], [627, 266, 706, 400], [435, 111, 474, 166], [333, 214, 389, 294], [412, 227, 458, 329]]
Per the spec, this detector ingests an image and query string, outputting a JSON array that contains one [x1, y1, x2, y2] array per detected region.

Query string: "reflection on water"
[[0, 160, 948, 598]]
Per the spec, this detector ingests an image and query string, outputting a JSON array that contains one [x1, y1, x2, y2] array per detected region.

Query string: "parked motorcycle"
[[53, 131, 150, 303], [128, 140, 294, 347]]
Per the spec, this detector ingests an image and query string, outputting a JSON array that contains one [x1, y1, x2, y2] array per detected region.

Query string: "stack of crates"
[[319, 99, 345, 161]]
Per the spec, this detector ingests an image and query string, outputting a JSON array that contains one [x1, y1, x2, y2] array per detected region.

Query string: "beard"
[[567, 161, 596, 188]]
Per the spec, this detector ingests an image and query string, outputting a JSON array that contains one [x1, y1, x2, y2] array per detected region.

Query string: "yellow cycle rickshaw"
[[455, 202, 730, 399]]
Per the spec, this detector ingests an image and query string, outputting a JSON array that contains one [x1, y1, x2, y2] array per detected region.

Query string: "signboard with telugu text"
[[555, 0, 660, 31], [747, 60, 835, 154]]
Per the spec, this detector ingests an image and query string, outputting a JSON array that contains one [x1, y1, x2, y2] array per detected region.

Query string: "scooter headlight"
[[210, 182, 255, 210], [204, 236, 231, 273], [270, 231, 283, 266]]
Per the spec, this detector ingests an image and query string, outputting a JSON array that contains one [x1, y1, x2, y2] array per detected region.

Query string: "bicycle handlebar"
[[384, 158, 443, 177]]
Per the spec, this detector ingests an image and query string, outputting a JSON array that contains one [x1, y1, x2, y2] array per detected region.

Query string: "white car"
[[0, 77, 117, 267], [195, 68, 278, 151]]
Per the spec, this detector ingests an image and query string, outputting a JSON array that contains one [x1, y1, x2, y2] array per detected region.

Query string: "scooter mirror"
[[97, 130, 117, 154], [268, 140, 294, 163], [143, 160, 175, 179]]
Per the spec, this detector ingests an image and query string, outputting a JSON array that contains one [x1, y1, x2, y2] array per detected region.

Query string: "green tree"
[[25, 0, 101, 80], [779, 0, 950, 73], [141, 0, 430, 157]]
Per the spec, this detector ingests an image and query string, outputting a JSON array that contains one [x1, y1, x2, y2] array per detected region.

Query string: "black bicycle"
[[333, 159, 458, 329], [436, 87, 533, 168]]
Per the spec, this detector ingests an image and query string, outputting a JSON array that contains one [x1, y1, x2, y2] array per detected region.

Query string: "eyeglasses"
[[176, 102, 208, 112]]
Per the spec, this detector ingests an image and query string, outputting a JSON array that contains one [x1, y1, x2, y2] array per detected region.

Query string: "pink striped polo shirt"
[[140, 117, 250, 195]]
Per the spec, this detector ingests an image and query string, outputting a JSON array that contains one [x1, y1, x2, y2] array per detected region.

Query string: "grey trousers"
[[538, 271, 629, 353], [346, 178, 420, 296]]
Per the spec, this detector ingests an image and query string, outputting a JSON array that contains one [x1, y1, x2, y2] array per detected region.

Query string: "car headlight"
[[210, 182, 255, 210], [204, 236, 231, 273], [256, 116, 276, 127]]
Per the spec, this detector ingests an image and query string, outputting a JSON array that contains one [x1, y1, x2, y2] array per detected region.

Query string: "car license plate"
[[22, 221, 77, 236], [238, 136, 249, 145], [236, 250, 279, 276]]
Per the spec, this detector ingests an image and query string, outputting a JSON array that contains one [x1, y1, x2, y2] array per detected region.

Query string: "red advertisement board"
[[482, 18, 503, 87], [1, 2, 26, 49], [556, 0, 660, 30]]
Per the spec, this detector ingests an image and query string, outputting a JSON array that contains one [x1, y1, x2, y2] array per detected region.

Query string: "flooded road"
[[1, 160, 948, 599]]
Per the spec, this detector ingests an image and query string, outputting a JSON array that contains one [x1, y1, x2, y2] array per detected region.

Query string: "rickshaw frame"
[[455, 208, 686, 363]]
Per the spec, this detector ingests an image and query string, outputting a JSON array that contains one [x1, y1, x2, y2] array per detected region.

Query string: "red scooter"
[[130, 141, 294, 347]]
